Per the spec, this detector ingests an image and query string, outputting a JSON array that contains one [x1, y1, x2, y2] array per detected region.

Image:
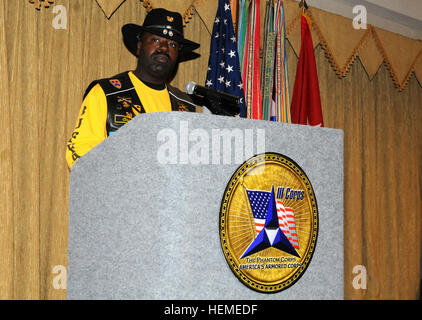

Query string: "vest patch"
[[114, 114, 133, 124], [109, 79, 122, 89], [92, 72, 196, 136]]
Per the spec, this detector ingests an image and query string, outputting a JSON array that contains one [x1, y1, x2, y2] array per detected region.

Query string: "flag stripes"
[[238, 0, 262, 119], [208, 1, 322, 123], [276, 200, 299, 249], [261, 0, 291, 122]]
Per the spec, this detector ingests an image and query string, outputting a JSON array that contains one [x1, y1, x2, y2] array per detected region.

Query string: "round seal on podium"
[[219, 153, 319, 293]]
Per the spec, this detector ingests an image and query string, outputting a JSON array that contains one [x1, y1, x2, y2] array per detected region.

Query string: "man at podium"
[[66, 8, 200, 169]]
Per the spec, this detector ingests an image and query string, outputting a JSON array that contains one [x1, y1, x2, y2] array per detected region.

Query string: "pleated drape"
[[311, 47, 422, 299]]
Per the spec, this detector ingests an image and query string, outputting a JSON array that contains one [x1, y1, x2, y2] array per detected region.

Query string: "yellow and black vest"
[[84, 71, 197, 136]]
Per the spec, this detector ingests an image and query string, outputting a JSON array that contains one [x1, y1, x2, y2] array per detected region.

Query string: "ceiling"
[[296, 0, 422, 40]]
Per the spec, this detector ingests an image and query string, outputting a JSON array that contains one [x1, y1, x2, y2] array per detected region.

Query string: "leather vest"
[[84, 71, 197, 136]]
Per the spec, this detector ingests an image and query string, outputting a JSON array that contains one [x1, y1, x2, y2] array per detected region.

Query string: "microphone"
[[185, 81, 240, 116]]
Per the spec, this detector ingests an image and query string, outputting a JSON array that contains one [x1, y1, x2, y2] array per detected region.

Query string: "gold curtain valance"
[[94, 0, 207, 24], [95, 0, 126, 18], [91, 0, 422, 91], [31, 0, 422, 88], [284, 3, 422, 91]]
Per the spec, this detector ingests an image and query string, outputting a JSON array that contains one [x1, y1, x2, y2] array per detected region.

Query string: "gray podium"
[[68, 112, 343, 300]]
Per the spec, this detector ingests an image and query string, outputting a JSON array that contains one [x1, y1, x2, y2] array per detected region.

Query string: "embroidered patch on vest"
[[114, 114, 132, 124], [110, 79, 122, 89], [178, 104, 189, 112], [117, 96, 133, 108]]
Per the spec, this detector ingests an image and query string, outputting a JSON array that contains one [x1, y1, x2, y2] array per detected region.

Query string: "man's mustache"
[[152, 51, 170, 60]]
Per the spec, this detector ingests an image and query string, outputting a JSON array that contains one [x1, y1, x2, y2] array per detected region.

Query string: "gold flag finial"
[[299, 0, 308, 13]]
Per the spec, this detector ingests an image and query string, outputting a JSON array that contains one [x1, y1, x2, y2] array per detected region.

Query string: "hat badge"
[[163, 29, 173, 37], [167, 16, 174, 22], [163, 25, 174, 37]]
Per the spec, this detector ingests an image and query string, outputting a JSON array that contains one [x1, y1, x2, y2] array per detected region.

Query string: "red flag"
[[291, 13, 324, 126]]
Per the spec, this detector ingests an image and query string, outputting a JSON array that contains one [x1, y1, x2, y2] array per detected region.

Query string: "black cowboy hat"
[[122, 8, 200, 62]]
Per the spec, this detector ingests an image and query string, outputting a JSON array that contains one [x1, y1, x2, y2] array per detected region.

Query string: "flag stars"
[[207, 1, 245, 117]]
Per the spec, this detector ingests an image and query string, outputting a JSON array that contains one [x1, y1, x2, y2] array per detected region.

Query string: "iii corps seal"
[[219, 153, 318, 293]]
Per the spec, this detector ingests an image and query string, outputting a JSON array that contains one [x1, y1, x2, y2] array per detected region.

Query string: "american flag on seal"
[[246, 188, 299, 249], [276, 200, 299, 249]]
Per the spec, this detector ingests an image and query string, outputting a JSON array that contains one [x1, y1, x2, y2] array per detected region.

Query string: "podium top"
[[72, 111, 343, 174]]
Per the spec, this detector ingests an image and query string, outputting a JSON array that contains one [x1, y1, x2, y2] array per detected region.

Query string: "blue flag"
[[206, 0, 247, 118]]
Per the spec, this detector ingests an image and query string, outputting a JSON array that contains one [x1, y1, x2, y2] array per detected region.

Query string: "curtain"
[[311, 47, 422, 299]]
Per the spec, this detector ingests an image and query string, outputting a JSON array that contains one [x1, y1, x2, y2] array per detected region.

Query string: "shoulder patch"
[[109, 79, 122, 89]]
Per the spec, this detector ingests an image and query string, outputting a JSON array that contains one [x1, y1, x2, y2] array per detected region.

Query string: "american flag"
[[247, 189, 299, 249], [206, 0, 246, 117], [246, 190, 271, 234], [276, 200, 299, 249]]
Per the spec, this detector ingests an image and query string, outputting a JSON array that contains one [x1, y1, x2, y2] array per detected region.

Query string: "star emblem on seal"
[[241, 186, 300, 259]]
